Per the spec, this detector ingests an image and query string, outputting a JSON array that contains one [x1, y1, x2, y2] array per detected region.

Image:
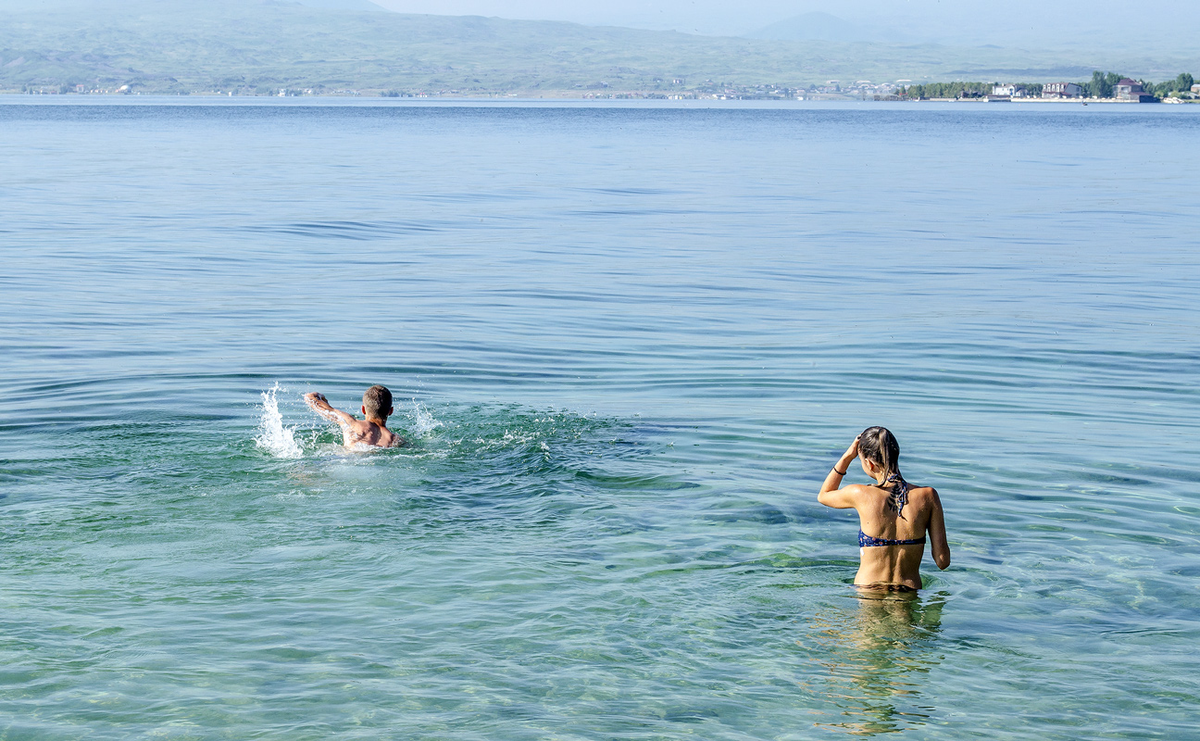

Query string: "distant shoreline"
[[3, 93, 1199, 109], [889, 96, 1198, 104], [4, 90, 1196, 104]]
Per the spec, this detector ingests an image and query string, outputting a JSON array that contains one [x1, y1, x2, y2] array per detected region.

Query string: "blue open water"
[[1, 98, 1198, 738]]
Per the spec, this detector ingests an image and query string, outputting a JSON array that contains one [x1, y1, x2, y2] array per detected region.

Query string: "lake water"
[[1, 98, 1198, 739]]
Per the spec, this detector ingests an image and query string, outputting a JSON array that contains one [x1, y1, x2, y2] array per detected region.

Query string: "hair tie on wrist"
[[833, 466, 847, 476]]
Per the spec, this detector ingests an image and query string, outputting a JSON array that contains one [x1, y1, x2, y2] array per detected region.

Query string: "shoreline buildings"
[[1115, 78, 1156, 102], [1043, 82, 1083, 98]]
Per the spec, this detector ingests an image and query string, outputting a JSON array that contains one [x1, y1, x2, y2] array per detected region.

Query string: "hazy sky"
[[10, 0, 1198, 52], [370, 0, 1198, 39], [370, 0, 789, 34]]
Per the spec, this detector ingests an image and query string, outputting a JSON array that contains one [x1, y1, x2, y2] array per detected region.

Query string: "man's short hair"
[[363, 385, 393, 419]]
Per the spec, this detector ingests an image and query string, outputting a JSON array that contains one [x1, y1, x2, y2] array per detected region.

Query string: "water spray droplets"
[[408, 399, 443, 438], [255, 383, 304, 459]]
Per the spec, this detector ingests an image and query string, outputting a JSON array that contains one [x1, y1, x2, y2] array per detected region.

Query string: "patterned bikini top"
[[858, 530, 926, 547], [856, 473, 926, 548]]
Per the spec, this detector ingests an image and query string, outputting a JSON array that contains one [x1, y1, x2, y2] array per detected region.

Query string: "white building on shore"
[[992, 84, 1029, 98], [1042, 82, 1082, 98]]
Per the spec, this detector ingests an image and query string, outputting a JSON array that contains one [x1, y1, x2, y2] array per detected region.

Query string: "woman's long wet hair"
[[858, 426, 900, 481], [859, 426, 910, 516]]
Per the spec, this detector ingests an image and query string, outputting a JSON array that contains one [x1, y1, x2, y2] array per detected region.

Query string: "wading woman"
[[818, 427, 950, 591]]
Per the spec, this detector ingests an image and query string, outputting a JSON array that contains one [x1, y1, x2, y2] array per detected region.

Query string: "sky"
[[369, 0, 793, 34], [8, 0, 1198, 54], [370, 0, 1200, 50]]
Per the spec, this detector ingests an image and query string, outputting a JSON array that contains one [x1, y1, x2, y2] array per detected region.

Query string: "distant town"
[[891, 72, 1199, 103], [11, 72, 1199, 103]]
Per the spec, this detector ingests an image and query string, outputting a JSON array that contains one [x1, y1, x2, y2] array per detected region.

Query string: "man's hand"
[[304, 391, 354, 426]]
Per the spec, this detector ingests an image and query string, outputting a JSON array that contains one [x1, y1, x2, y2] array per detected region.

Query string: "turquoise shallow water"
[[1, 98, 1199, 739]]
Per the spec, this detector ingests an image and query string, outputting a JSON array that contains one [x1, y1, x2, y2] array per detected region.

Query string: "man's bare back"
[[304, 389, 405, 450]]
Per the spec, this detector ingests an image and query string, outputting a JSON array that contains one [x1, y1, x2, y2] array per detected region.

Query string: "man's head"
[[362, 385, 394, 421]]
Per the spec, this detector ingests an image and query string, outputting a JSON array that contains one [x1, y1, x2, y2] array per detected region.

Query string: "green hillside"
[[1, 0, 1196, 95]]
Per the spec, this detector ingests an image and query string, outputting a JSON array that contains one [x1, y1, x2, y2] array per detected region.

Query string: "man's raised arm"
[[304, 392, 357, 427]]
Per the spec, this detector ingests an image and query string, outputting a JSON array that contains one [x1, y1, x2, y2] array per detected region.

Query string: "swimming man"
[[304, 385, 405, 449]]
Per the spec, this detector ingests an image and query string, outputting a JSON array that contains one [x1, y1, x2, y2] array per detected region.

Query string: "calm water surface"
[[1, 99, 1198, 739]]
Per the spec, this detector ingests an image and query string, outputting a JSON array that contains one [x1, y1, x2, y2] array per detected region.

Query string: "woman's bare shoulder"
[[908, 484, 941, 504]]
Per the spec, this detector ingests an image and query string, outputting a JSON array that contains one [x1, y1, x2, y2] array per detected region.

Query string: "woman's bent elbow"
[[935, 554, 951, 570]]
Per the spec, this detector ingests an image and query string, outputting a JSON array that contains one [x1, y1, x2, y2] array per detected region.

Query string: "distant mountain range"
[[292, 0, 388, 10], [1, 0, 1195, 95], [746, 12, 880, 43]]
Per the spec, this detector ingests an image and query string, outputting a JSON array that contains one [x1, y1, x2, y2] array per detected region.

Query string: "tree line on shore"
[[901, 71, 1195, 99]]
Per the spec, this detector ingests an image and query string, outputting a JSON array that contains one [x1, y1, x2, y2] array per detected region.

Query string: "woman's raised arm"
[[817, 437, 860, 509]]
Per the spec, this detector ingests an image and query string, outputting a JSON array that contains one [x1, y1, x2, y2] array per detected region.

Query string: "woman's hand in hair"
[[839, 436, 860, 470], [819, 436, 862, 508]]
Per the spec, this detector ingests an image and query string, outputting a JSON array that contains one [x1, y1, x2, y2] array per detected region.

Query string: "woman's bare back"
[[855, 484, 942, 589]]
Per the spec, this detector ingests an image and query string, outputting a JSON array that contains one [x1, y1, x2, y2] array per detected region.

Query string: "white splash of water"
[[408, 399, 443, 438], [255, 383, 304, 459]]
